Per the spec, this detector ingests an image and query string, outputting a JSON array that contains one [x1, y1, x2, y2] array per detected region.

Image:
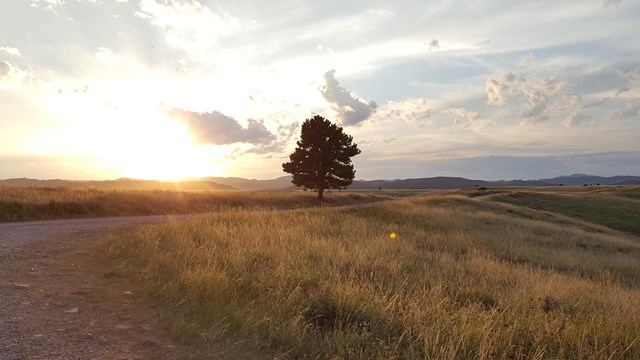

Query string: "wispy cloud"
[[603, 0, 623, 7], [606, 100, 639, 121]]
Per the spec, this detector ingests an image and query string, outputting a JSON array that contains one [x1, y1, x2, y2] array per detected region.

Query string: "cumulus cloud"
[[486, 69, 571, 125], [383, 98, 433, 127], [486, 72, 525, 105], [0, 47, 21, 56], [320, 70, 377, 126], [165, 107, 275, 145]]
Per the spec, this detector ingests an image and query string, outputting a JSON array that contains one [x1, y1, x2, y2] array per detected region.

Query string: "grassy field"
[[480, 186, 640, 237], [0, 185, 420, 222], [95, 186, 640, 359]]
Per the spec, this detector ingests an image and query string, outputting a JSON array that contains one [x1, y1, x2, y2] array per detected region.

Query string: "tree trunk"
[[317, 187, 324, 203]]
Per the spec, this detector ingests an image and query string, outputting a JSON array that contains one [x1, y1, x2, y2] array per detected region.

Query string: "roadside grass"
[[0, 185, 419, 223], [96, 193, 640, 359]]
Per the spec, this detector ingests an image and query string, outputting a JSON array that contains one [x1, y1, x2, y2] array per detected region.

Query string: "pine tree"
[[282, 115, 361, 202]]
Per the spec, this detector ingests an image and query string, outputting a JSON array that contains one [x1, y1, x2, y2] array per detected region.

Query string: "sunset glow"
[[1, 1, 639, 180]]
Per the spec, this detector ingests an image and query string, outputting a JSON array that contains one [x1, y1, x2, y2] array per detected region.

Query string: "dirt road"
[[0, 214, 235, 360]]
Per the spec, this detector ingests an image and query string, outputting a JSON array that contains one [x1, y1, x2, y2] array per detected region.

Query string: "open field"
[[95, 186, 640, 359], [0, 185, 422, 223]]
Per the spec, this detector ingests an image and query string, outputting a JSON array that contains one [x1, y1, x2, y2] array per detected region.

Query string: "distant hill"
[[536, 174, 640, 186], [0, 178, 236, 191], [349, 177, 494, 189], [481, 179, 552, 187], [203, 176, 294, 190], [1, 174, 638, 191]]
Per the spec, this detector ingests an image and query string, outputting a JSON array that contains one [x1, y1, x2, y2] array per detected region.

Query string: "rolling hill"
[[2, 174, 639, 191]]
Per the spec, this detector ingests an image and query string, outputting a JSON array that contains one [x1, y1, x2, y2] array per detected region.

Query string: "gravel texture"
[[0, 215, 207, 360]]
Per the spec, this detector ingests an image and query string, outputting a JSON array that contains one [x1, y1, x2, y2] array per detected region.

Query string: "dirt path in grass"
[[1, 196, 437, 359], [0, 215, 273, 360]]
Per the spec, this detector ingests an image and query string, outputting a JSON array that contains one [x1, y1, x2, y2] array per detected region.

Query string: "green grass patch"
[[492, 190, 640, 237]]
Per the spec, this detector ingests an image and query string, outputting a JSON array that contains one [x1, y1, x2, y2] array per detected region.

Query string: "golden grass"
[[97, 192, 640, 359], [0, 185, 418, 222]]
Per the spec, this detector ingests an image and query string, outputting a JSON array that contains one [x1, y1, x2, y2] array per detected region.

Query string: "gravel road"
[[0, 214, 202, 253], [0, 214, 209, 360]]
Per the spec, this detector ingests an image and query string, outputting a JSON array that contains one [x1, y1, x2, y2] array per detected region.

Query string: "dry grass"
[[96, 190, 640, 359], [0, 185, 417, 222], [486, 186, 640, 237]]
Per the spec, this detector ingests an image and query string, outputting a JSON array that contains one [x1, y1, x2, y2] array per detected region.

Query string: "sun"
[[40, 96, 229, 180], [103, 113, 225, 181], [35, 84, 240, 180]]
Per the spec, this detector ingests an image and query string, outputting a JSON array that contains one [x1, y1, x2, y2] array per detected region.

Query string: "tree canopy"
[[282, 115, 361, 202]]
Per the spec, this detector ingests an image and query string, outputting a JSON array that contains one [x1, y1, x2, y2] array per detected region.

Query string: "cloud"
[[442, 108, 485, 129], [603, 0, 622, 7], [563, 112, 589, 127], [0, 61, 29, 90], [359, 136, 396, 146], [320, 69, 377, 126], [95, 47, 123, 65], [383, 98, 433, 127], [356, 152, 640, 181], [245, 121, 299, 155], [486, 68, 572, 125], [518, 53, 536, 67], [428, 39, 439, 51], [0, 47, 21, 56], [135, 0, 239, 56], [486, 72, 524, 105], [606, 100, 639, 121], [30, 0, 65, 11], [627, 67, 640, 93], [165, 107, 275, 145]]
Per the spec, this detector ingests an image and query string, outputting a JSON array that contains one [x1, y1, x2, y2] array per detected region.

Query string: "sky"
[[1, 0, 639, 181]]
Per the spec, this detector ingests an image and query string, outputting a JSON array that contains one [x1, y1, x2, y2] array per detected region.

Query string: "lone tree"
[[283, 115, 361, 202]]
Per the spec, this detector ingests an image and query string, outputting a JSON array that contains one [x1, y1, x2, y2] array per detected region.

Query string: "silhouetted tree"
[[282, 115, 361, 202]]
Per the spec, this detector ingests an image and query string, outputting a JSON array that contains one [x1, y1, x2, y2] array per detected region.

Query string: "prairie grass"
[[97, 191, 640, 359], [490, 187, 640, 237], [0, 185, 417, 222]]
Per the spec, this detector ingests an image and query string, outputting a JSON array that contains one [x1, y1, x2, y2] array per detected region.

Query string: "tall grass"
[[97, 193, 640, 359], [0, 185, 415, 222], [491, 188, 640, 236]]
